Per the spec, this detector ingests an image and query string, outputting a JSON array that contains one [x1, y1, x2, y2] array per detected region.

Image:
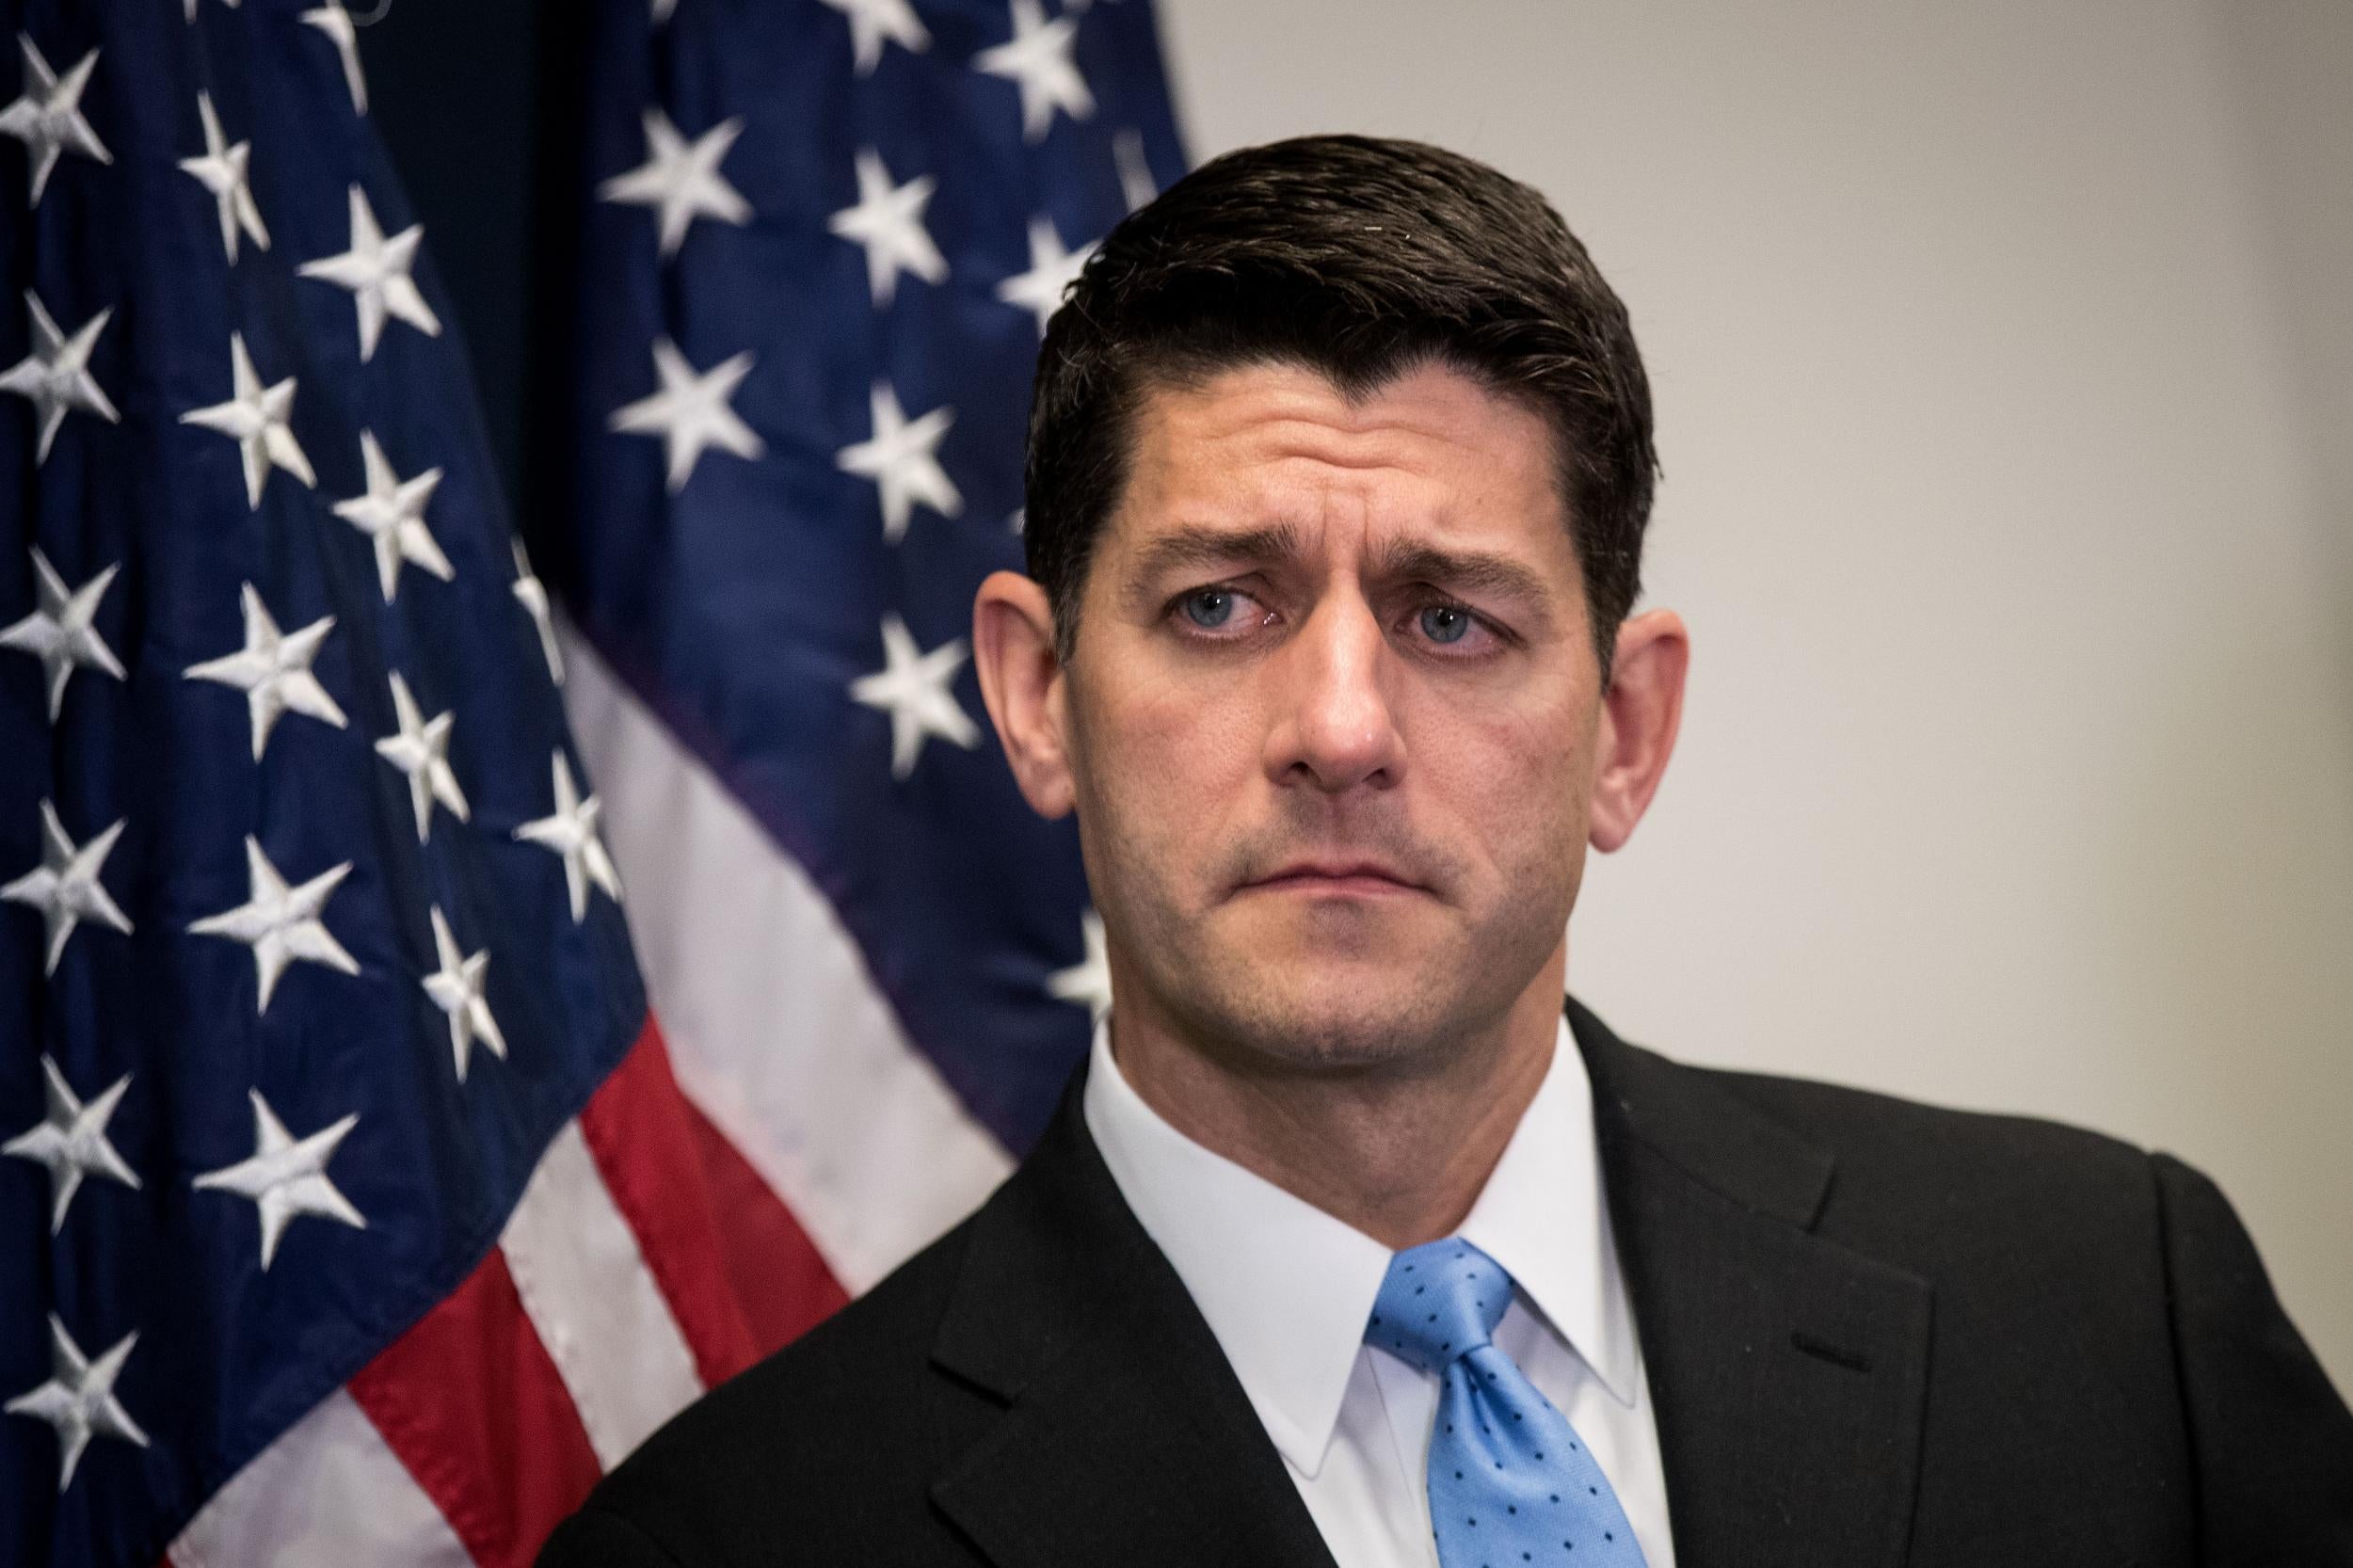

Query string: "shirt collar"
[[1457, 1013, 1640, 1408], [1081, 1009, 1636, 1480], [1083, 1017, 1391, 1477]]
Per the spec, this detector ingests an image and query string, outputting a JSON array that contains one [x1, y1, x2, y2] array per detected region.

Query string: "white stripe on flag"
[[167, 1389, 472, 1568], [499, 1120, 705, 1469], [561, 626, 1013, 1292]]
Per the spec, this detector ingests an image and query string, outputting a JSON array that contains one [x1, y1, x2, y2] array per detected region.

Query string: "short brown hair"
[[1022, 134, 1657, 681]]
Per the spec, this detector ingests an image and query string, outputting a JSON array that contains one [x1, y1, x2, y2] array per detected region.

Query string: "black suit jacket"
[[539, 997, 2353, 1566]]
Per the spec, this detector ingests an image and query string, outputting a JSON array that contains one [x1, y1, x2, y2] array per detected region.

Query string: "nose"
[[1264, 591, 1406, 793]]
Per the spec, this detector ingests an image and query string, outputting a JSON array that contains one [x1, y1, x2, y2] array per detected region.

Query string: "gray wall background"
[[1151, 0, 2350, 1385]]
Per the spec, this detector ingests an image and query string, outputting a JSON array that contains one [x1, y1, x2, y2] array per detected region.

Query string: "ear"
[[1588, 608, 1689, 854], [972, 569, 1078, 820]]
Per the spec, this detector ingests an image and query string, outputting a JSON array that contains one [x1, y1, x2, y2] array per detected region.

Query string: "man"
[[540, 136, 2353, 1567]]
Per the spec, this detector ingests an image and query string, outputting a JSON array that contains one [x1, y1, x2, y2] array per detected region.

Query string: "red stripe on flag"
[[579, 1016, 848, 1379], [679, 1073, 851, 1352], [348, 1246, 602, 1568]]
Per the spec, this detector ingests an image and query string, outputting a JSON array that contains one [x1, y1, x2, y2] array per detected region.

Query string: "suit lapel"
[[926, 1072, 1338, 1568], [922, 1004, 1931, 1568], [1572, 997, 1932, 1568]]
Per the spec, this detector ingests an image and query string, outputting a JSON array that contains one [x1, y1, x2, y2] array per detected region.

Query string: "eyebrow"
[[1121, 520, 1559, 612], [1124, 522, 1307, 591], [1368, 537, 1557, 609]]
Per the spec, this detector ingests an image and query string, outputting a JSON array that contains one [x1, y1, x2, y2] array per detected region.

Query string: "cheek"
[[1135, 644, 1269, 763], [1411, 684, 1591, 859], [1079, 667, 1264, 858]]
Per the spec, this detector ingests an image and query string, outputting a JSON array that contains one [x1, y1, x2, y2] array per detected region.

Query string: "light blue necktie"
[[1369, 1238, 1648, 1568]]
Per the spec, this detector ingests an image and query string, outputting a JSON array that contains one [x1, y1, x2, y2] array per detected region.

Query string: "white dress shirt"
[[1082, 1011, 1678, 1568]]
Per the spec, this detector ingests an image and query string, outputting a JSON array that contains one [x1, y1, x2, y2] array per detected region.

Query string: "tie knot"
[[1366, 1238, 1513, 1373]]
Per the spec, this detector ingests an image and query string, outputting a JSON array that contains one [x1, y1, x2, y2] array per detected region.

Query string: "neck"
[[1106, 943, 1568, 1251]]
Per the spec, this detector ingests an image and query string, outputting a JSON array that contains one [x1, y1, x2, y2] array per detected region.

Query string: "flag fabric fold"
[[0, 0, 1183, 1561]]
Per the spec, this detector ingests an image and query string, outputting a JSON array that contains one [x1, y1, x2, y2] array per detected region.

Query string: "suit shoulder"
[[1632, 1050, 2202, 1359], [1663, 1051, 2166, 1238], [1693, 1055, 2149, 1171], [1573, 996, 2156, 1200]]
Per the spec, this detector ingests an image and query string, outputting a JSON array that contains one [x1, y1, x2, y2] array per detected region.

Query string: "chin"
[[1183, 955, 1468, 1073]]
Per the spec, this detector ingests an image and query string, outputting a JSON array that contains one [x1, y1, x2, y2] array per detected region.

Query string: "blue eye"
[[1182, 588, 1237, 629], [1419, 604, 1473, 644]]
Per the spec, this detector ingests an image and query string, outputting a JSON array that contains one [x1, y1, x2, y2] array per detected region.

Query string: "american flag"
[[0, 0, 1182, 1561]]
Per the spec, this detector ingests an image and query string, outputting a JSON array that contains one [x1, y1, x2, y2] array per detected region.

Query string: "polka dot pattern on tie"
[[1368, 1239, 1648, 1568]]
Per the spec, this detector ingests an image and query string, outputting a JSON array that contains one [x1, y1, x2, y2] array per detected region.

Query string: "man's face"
[[1057, 358, 1606, 1073]]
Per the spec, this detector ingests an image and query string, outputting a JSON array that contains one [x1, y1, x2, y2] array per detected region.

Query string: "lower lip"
[[1249, 873, 1420, 898]]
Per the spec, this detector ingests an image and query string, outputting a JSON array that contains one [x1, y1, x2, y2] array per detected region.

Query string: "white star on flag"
[[828, 147, 947, 308], [1047, 906, 1113, 1022], [850, 612, 981, 780], [296, 184, 441, 361], [4, 1055, 139, 1234], [836, 381, 961, 544], [996, 214, 1096, 337], [179, 91, 268, 264], [1, 289, 119, 464], [974, 0, 1094, 145], [374, 671, 468, 841], [183, 582, 348, 762], [188, 836, 360, 1015], [1, 546, 125, 721], [514, 752, 623, 922], [4, 1316, 147, 1493], [511, 537, 565, 686], [609, 337, 764, 493], [193, 1090, 366, 1271], [422, 905, 504, 1082], [178, 331, 314, 509], [0, 35, 112, 207], [331, 429, 453, 601], [2, 799, 132, 975], [817, 0, 930, 75], [599, 107, 751, 260], [299, 4, 368, 115]]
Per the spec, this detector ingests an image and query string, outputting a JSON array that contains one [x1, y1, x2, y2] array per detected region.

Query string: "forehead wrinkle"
[[1245, 422, 1448, 475], [1111, 366, 1573, 616]]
